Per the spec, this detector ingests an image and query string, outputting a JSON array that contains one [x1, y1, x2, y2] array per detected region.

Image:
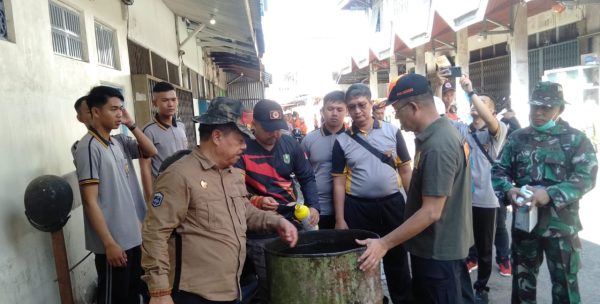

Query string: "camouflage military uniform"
[[492, 82, 598, 304]]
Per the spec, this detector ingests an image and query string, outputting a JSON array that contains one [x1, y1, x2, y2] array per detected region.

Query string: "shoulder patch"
[[414, 151, 421, 169], [151, 192, 164, 208]]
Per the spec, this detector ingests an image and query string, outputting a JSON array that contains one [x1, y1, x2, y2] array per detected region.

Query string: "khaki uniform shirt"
[[142, 149, 282, 301]]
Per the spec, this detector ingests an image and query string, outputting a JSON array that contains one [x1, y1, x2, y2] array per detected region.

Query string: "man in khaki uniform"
[[142, 97, 298, 304]]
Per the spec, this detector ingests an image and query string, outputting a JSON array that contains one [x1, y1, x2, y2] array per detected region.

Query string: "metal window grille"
[[127, 39, 151, 75], [95, 22, 117, 68], [151, 52, 168, 81], [528, 39, 579, 93], [469, 55, 510, 101], [49, 1, 83, 60], [0, 0, 7, 40], [167, 61, 180, 85]]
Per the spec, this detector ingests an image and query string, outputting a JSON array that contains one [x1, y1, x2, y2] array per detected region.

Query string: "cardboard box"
[[515, 203, 538, 232]]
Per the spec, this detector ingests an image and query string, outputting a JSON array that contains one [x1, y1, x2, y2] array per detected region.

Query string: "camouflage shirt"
[[492, 119, 598, 237]]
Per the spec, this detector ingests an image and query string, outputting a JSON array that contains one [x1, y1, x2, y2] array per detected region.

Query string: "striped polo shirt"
[[332, 119, 411, 199], [142, 115, 188, 177], [301, 126, 345, 215], [74, 128, 142, 254], [72, 134, 147, 222]]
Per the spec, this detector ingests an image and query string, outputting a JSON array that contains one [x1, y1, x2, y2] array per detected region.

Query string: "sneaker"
[[498, 260, 512, 277], [467, 260, 478, 273], [474, 289, 489, 304]]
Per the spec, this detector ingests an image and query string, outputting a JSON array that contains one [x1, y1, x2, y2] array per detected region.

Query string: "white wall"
[[0, 0, 133, 303], [128, 0, 179, 67], [177, 17, 206, 77]]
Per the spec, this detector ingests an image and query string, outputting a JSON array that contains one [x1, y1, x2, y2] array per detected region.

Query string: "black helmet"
[[24, 175, 73, 232]]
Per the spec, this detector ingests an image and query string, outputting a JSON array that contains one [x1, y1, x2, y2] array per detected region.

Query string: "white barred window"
[[95, 21, 118, 68], [49, 1, 84, 60], [0, 0, 8, 41]]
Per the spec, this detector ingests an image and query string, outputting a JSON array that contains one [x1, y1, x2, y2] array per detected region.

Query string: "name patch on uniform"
[[152, 192, 164, 208]]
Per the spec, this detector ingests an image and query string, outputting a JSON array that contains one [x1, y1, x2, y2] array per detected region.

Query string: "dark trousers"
[[94, 245, 143, 304], [318, 214, 336, 230], [345, 192, 414, 304], [467, 207, 496, 291], [172, 290, 238, 304], [411, 255, 474, 304], [246, 236, 276, 303], [495, 204, 510, 263]]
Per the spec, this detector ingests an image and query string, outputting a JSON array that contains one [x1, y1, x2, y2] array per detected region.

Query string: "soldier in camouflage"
[[492, 82, 598, 303]]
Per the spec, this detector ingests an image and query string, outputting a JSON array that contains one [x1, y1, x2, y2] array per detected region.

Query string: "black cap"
[[253, 99, 288, 132], [386, 73, 432, 106]]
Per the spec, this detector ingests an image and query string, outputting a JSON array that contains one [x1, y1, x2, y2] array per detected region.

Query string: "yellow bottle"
[[294, 204, 310, 221], [294, 203, 317, 231]]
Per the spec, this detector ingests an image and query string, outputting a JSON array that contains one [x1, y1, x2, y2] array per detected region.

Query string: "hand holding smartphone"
[[448, 66, 462, 78]]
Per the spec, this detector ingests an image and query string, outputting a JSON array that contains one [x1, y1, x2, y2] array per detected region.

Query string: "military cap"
[[193, 97, 254, 138], [529, 82, 566, 107]]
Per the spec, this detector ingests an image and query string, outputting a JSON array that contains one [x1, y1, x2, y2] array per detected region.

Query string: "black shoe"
[[474, 289, 489, 304]]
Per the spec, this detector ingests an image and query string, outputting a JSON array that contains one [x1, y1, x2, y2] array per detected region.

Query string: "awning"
[[338, 0, 556, 82], [409, 0, 553, 54], [435, 0, 490, 32], [392, 0, 436, 49], [338, 0, 371, 11], [162, 0, 265, 80]]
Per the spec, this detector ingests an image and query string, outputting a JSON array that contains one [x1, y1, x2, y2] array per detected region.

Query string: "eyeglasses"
[[393, 101, 411, 113], [347, 102, 369, 111]]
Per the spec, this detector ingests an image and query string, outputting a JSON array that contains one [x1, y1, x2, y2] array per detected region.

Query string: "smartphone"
[[448, 66, 462, 77]]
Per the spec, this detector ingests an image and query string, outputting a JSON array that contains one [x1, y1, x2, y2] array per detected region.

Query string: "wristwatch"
[[467, 90, 477, 99], [128, 123, 137, 131]]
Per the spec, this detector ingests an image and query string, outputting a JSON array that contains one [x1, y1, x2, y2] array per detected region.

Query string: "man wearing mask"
[[492, 82, 597, 303]]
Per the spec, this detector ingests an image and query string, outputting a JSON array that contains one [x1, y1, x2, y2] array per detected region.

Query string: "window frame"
[[49, 0, 86, 61], [0, 0, 15, 43], [94, 20, 119, 69]]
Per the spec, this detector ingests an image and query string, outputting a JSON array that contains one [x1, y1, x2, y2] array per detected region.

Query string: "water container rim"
[[264, 246, 367, 258], [263, 229, 379, 258]]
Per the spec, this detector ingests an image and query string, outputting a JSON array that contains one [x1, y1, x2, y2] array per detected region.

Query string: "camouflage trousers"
[[511, 231, 581, 304]]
